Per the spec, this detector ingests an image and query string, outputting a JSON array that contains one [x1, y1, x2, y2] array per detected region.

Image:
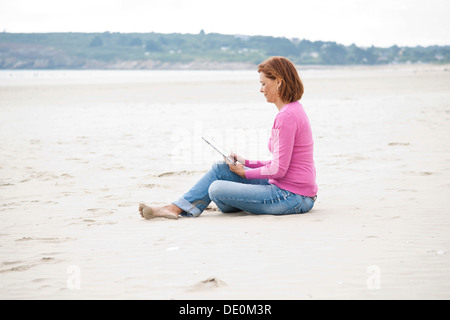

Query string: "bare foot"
[[139, 203, 180, 220]]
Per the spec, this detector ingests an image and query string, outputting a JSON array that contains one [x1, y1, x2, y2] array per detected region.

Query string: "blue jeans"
[[172, 161, 315, 217]]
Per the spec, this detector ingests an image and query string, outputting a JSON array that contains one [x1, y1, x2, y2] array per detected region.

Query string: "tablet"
[[202, 136, 236, 164]]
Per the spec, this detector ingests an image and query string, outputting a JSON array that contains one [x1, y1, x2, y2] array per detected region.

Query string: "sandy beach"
[[1, 65, 449, 299]]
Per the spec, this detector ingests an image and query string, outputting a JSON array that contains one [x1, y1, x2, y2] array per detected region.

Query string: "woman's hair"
[[258, 56, 304, 102]]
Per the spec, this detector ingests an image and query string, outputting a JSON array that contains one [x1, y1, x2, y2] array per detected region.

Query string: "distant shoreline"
[[1, 62, 449, 72], [1, 32, 449, 70]]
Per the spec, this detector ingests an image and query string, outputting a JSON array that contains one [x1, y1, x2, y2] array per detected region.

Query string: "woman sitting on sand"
[[139, 56, 318, 219]]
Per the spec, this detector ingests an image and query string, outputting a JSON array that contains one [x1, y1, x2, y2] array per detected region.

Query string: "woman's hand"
[[224, 153, 246, 178], [226, 159, 246, 178], [230, 152, 245, 165]]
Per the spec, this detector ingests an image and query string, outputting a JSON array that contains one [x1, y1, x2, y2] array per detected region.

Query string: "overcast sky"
[[1, 0, 449, 47]]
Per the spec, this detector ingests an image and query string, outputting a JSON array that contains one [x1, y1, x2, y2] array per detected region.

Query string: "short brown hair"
[[258, 56, 304, 102]]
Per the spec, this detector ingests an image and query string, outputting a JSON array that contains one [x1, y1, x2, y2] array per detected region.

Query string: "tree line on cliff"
[[0, 31, 448, 69]]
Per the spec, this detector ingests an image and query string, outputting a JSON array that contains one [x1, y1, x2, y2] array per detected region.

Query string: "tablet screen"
[[202, 136, 235, 164]]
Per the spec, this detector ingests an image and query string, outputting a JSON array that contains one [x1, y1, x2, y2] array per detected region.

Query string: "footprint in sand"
[[0, 256, 60, 274], [388, 142, 410, 146], [87, 208, 114, 215], [157, 170, 205, 178], [187, 277, 227, 292], [15, 237, 75, 243], [0, 263, 36, 273]]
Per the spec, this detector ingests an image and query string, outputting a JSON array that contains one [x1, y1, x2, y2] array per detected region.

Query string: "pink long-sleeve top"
[[244, 101, 318, 197]]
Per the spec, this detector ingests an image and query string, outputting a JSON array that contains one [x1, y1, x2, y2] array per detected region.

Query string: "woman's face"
[[259, 72, 280, 104]]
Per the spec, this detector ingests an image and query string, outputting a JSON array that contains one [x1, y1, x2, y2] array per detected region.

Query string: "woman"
[[139, 56, 318, 219]]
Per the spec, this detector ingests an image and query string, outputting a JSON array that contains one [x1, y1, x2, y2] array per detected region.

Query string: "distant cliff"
[[1, 32, 449, 69]]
